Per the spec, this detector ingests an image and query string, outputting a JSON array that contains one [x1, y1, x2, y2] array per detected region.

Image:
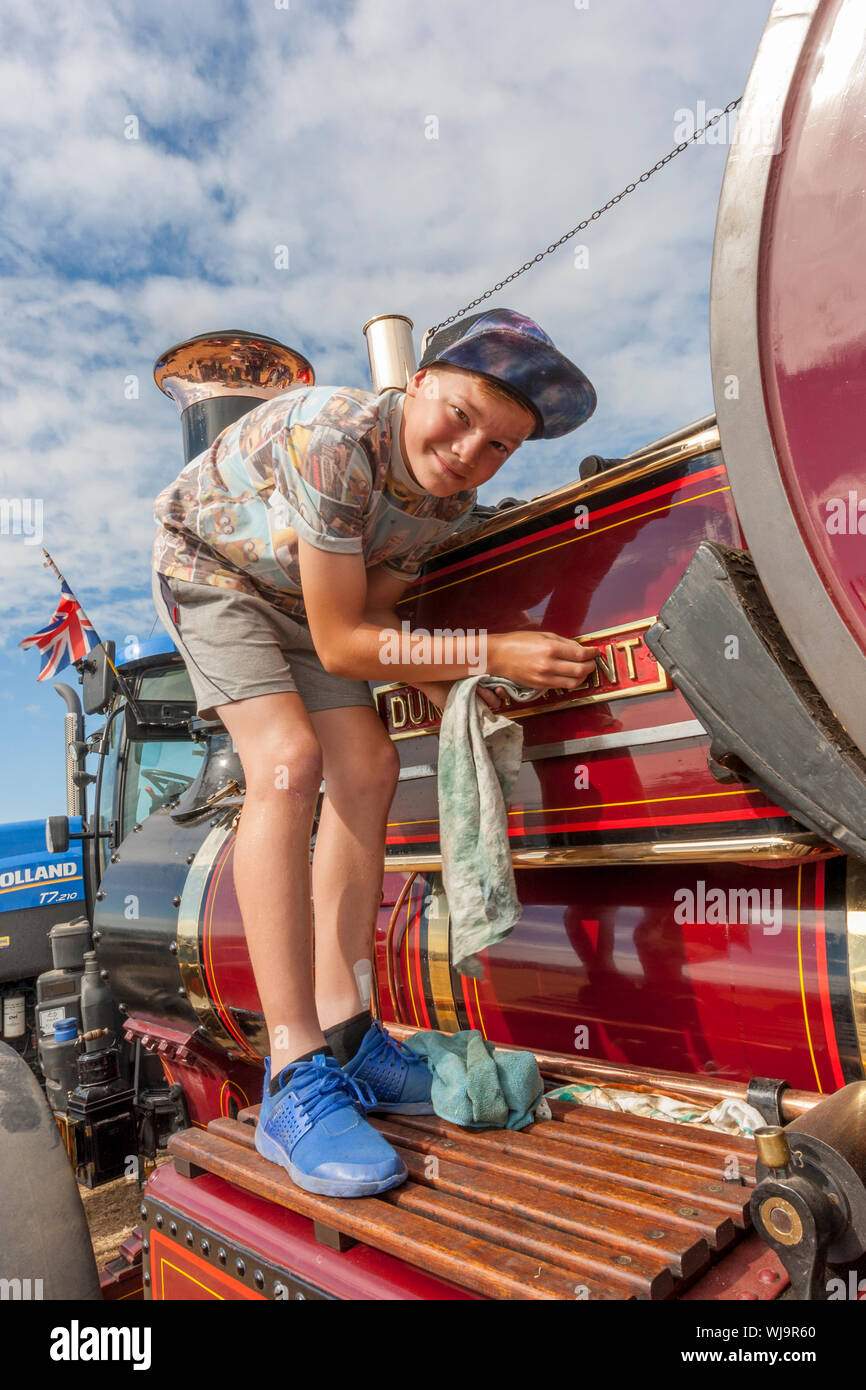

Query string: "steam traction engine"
[[4, 0, 866, 1302]]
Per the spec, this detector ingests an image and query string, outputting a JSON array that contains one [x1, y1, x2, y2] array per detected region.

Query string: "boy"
[[151, 308, 598, 1197]]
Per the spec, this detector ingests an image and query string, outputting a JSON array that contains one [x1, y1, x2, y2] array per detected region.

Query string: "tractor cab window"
[[120, 738, 203, 836], [117, 661, 203, 837]]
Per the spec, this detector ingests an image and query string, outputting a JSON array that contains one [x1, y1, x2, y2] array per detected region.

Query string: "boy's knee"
[[247, 733, 324, 800], [328, 735, 400, 801]]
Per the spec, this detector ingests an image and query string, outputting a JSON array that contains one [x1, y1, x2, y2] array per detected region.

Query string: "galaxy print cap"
[[418, 308, 597, 440]]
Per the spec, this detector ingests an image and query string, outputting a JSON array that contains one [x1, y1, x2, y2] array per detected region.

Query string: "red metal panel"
[[146, 1162, 478, 1300]]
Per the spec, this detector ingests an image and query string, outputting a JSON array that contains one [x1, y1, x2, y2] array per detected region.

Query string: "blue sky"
[[0, 0, 772, 823]]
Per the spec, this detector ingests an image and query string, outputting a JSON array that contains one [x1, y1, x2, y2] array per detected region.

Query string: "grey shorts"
[[151, 571, 376, 721]]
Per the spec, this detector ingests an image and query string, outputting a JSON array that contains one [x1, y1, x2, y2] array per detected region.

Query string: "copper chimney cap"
[[153, 330, 315, 412]]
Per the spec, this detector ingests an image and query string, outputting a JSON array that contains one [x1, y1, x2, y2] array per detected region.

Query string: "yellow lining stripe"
[[400, 486, 731, 603], [796, 865, 822, 1093], [389, 786, 762, 830]]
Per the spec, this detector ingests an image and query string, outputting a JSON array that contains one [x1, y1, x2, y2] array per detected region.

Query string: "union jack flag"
[[19, 579, 102, 681]]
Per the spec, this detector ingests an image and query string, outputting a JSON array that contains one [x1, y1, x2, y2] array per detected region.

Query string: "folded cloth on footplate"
[[406, 1028, 544, 1130], [437, 675, 538, 977]]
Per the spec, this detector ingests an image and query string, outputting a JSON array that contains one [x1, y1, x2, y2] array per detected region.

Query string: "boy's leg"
[[307, 705, 400, 1035], [212, 691, 328, 1078]]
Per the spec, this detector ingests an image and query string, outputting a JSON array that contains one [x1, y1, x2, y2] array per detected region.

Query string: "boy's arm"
[[298, 540, 598, 690], [299, 542, 485, 684]]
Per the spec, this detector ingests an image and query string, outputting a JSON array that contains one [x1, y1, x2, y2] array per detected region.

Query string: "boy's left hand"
[[414, 680, 508, 714]]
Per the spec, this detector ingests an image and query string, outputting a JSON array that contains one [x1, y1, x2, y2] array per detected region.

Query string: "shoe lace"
[[364, 1018, 418, 1066], [277, 1055, 378, 1121]]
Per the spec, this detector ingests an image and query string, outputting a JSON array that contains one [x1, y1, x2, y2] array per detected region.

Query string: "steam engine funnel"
[[153, 330, 315, 462], [363, 314, 416, 393]]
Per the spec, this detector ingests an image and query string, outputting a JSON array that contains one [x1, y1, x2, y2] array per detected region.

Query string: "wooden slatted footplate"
[[167, 1095, 757, 1300]]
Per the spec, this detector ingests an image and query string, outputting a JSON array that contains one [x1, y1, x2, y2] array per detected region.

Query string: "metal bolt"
[[172, 895, 182, 907], [647, 1230, 665, 1240], [169, 941, 178, 954], [100, 969, 109, 981], [143, 1272, 150, 1286], [274, 1282, 287, 1299], [201, 1240, 210, 1255], [169, 1222, 177, 1236], [96, 890, 106, 901], [758, 1268, 781, 1285], [186, 1231, 194, 1246], [186, 854, 195, 865], [254, 1270, 264, 1289], [92, 930, 102, 943], [142, 1238, 150, 1252], [177, 985, 186, 997], [140, 1206, 147, 1219], [110, 853, 120, 864], [614, 1255, 633, 1266], [706, 1184, 722, 1194], [218, 1247, 227, 1264], [155, 1214, 163, 1229], [134, 823, 142, 832], [236, 1259, 246, 1276], [677, 1206, 698, 1218]]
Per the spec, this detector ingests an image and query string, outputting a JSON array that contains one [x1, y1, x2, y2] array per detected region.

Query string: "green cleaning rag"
[[405, 1029, 544, 1130], [437, 674, 538, 977]]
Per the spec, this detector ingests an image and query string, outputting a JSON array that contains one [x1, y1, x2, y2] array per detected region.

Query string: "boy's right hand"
[[488, 631, 599, 692]]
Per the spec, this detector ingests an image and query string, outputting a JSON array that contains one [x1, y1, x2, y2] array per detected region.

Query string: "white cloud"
[[1, 0, 771, 660]]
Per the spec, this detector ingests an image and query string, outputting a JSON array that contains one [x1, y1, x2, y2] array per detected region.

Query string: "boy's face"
[[400, 366, 535, 497]]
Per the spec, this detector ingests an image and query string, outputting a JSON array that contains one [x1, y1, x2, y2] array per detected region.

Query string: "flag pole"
[[41, 549, 147, 723]]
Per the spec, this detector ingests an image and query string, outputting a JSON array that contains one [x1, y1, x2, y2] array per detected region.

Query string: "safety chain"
[[424, 97, 742, 346]]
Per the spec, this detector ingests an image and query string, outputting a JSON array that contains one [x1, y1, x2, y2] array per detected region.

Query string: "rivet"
[[254, 1270, 264, 1288], [186, 1231, 194, 1246], [95, 890, 106, 901], [134, 823, 142, 832], [177, 986, 186, 996], [140, 1206, 147, 1219], [647, 1230, 665, 1240], [172, 895, 182, 907], [678, 1206, 698, 1218], [155, 1214, 163, 1228], [169, 1222, 177, 1236], [758, 1268, 781, 1284], [218, 1247, 227, 1264], [706, 1184, 722, 1193], [236, 1259, 246, 1276], [169, 941, 178, 954], [110, 853, 120, 864], [737, 1292, 759, 1300], [100, 969, 109, 981], [142, 1238, 149, 1252], [614, 1255, 632, 1266], [201, 1240, 210, 1255], [143, 1272, 150, 1285], [186, 854, 195, 865]]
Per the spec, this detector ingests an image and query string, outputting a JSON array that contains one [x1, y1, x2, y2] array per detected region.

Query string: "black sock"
[[269, 1045, 334, 1095], [323, 1010, 372, 1066]]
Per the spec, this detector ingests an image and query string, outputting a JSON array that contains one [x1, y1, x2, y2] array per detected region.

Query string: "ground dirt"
[[79, 1157, 173, 1268]]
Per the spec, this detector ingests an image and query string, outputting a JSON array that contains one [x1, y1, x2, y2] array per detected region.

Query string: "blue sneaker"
[[342, 1020, 435, 1115], [255, 1054, 408, 1197]]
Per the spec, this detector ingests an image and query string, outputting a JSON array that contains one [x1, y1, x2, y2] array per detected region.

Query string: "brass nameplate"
[[374, 617, 670, 740]]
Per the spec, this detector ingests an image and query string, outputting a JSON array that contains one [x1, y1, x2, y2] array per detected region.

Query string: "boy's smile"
[[400, 366, 536, 497]]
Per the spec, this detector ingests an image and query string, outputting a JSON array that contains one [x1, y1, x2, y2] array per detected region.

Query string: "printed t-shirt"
[[152, 386, 478, 619]]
